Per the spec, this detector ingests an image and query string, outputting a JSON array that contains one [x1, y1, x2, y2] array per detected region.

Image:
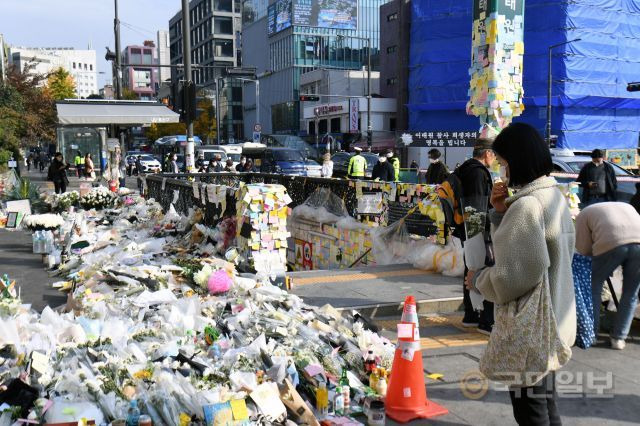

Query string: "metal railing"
[[145, 173, 437, 235]]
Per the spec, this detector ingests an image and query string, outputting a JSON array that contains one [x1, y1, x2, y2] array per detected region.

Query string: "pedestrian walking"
[[170, 154, 179, 174], [457, 138, 495, 333], [425, 148, 450, 185], [236, 156, 248, 172], [629, 182, 640, 215], [576, 149, 617, 205], [575, 202, 640, 350], [321, 153, 334, 178], [74, 151, 85, 179], [243, 159, 256, 173], [135, 155, 143, 177], [39, 152, 48, 172], [48, 152, 70, 194], [26, 154, 33, 172], [347, 147, 366, 179], [468, 123, 576, 425], [206, 154, 223, 173], [371, 153, 394, 182], [84, 153, 95, 180], [196, 153, 206, 171]]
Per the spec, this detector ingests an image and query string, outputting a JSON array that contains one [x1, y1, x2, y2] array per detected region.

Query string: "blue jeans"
[[591, 243, 640, 340]]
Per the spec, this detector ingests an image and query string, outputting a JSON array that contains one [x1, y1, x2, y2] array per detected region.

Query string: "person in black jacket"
[[371, 153, 395, 181], [47, 152, 70, 194], [425, 149, 450, 184], [630, 182, 640, 215], [577, 149, 617, 205], [457, 139, 495, 334]]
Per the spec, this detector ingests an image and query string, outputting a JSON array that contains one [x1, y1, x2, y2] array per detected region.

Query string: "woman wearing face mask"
[[466, 123, 576, 425], [425, 149, 449, 184]]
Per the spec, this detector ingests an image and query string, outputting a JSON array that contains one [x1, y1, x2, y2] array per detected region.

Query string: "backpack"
[[437, 170, 465, 236], [437, 161, 492, 240]]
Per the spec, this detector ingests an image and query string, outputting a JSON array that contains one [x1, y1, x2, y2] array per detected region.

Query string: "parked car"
[[551, 149, 639, 202], [331, 152, 377, 179], [131, 154, 162, 174], [304, 159, 323, 177], [259, 148, 307, 176]]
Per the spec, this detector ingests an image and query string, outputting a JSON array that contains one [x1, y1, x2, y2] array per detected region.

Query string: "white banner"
[[349, 98, 359, 133]]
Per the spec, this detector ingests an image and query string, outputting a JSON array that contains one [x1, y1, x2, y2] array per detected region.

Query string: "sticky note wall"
[[467, 0, 525, 137]]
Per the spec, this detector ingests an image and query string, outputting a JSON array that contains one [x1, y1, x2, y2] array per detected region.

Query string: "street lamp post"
[[547, 38, 581, 145], [181, 0, 195, 171], [216, 77, 222, 145]]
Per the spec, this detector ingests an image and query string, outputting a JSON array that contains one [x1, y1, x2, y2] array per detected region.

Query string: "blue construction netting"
[[408, 0, 640, 149]]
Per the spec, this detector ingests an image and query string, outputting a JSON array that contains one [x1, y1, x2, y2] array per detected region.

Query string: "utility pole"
[[113, 0, 122, 99], [182, 0, 195, 172], [366, 37, 372, 147]]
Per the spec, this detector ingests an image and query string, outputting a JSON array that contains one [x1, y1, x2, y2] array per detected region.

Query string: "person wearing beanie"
[[425, 148, 450, 184], [576, 149, 617, 205]]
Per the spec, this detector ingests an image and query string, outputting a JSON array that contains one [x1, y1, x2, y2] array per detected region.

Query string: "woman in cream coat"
[[467, 123, 576, 426]]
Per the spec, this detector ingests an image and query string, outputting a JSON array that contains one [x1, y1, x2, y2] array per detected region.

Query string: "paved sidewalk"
[[377, 313, 640, 426]]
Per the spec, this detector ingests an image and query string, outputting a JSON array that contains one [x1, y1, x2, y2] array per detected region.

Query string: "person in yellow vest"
[[74, 151, 85, 179], [387, 149, 400, 181], [347, 146, 366, 179]]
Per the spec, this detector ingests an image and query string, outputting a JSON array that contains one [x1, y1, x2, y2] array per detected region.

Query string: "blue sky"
[[0, 0, 180, 87]]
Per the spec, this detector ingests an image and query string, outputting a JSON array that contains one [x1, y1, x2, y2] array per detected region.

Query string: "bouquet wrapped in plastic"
[[461, 195, 489, 309]]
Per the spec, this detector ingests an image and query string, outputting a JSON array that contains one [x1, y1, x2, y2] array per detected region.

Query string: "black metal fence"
[[145, 173, 436, 235]]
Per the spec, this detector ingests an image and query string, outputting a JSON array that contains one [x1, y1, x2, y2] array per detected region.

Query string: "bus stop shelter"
[[55, 100, 180, 170]]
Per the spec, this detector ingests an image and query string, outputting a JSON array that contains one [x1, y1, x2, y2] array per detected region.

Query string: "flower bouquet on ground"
[[22, 213, 65, 231], [51, 191, 80, 212], [80, 187, 117, 210], [461, 196, 489, 310]]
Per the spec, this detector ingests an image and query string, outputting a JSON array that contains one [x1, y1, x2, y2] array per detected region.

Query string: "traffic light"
[[627, 82, 640, 92], [299, 95, 320, 102], [182, 81, 197, 122]]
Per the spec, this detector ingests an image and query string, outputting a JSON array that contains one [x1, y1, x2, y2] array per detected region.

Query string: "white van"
[[198, 145, 243, 168], [195, 146, 227, 166]]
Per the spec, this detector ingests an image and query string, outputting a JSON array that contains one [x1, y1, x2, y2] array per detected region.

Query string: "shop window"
[[319, 119, 328, 134], [330, 118, 341, 133], [308, 121, 316, 135], [387, 13, 398, 22]]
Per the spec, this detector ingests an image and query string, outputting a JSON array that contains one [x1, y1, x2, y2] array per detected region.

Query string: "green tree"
[[122, 88, 139, 100], [193, 98, 217, 143], [0, 64, 56, 155], [45, 67, 76, 100]]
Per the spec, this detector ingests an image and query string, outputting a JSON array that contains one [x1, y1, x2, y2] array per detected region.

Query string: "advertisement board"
[[268, 0, 357, 36], [349, 98, 359, 133]]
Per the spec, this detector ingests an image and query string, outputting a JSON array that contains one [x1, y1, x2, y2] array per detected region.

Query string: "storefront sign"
[[314, 104, 344, 117], [349, 99, 359, 133], [408, 131, 478, 148]]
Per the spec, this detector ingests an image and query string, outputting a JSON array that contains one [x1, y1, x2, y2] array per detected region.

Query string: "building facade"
[[0, 34, 7, 82], [408, 0, 640, 150], [122, 42, 159, 100], [8, 47, 98, 98], [169, 0, 243, 140], [241, 0, 390, 138], [99, 84, 115, 100], [379, 0, 410, 132], [156, 30, 172, 84]]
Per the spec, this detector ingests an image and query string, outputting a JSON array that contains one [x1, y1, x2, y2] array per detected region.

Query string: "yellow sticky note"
[[426, 373, 444, 380], [230, 399, 249, 420]]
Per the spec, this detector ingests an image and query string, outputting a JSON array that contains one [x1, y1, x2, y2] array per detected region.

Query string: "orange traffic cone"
[[386, 295, 448, 423]]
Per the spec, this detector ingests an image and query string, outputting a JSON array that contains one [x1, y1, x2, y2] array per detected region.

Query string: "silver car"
[[551, 154, 639, 202]]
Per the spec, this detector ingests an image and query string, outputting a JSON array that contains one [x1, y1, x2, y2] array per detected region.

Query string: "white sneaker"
[[610, 338, 626, 350]]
